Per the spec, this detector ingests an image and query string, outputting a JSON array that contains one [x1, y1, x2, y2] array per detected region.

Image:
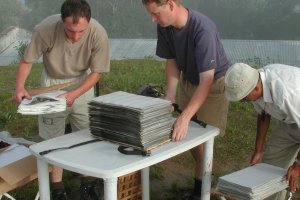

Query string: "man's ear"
[[254, 84, 259, 92], [168, 0, 174, 11], [254, 79, 263, 98]]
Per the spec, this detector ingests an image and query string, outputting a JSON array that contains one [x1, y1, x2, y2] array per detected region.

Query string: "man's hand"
[[287, 162, 300, 193], [250, 150, 263, 165], [171, 115, 190, 141], [13, 88, 31, 103], [57, 91, 77, 107]]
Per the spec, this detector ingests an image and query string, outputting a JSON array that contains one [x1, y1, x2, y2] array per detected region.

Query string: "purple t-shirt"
[[156, 9, 230, 85]]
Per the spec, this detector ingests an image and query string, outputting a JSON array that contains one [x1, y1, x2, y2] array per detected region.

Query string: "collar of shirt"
[[259, 69, 273, 104]]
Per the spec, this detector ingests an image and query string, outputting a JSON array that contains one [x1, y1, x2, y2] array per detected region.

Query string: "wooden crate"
[[118, 170, 142, 200]]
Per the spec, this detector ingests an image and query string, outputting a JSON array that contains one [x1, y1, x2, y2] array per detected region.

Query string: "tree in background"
[[183, 0, 300, 40], [88, 0, 156, 38], [18, 0, 62, 31], [254, 0, 300, 40], [1, 0, 300, 40], [0, 0, 23, 33]]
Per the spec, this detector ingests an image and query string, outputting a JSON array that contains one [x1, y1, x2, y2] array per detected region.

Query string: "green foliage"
[[0, 64, 41, 137], [99, 59, 165, 94], [215, 102, 257, 162], [0, 111, 14, 129], [14, 40, 29, 60], [150, 165, 165, 180]]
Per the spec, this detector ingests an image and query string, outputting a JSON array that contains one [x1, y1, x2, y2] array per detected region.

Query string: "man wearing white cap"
[[224, 63, 300, 199]]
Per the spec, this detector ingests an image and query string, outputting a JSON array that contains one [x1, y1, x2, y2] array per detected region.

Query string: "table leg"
[[3, 193, 16, 200], [141, 167, 150, 200], [202, 138, 215, 200], [103, 177, 118, 200], [37, 158, 50, 200]]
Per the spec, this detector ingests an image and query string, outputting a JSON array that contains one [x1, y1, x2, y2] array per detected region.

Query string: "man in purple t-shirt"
[[142, 0, 230, 199]]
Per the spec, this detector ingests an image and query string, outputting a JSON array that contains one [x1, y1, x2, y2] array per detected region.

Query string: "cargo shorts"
[[178, 75, 229, 136]]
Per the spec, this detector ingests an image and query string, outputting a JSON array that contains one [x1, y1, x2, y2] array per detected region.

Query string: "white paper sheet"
[[18, 90, 66, 115], [217, 163, 288, 199]]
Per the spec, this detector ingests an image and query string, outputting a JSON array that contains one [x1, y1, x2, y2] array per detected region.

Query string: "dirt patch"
[[149, 151, 251, 200], [150, 152, 195, 199]]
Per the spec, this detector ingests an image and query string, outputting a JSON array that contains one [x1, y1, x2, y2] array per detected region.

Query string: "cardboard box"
[[0, 144, 37, 194]]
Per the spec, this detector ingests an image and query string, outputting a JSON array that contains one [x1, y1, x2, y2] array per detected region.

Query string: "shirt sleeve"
[[281, 92, 300, 129], [194, 30, 218, 73], [89, 25, 110, 73], [156, 26, 175, 59], [23, 30, 47, 63], [252, 101, 264, 115]]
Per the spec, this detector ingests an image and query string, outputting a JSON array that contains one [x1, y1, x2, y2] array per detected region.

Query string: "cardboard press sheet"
[[0, 144, 31, 167], [0, 144, 37, 186]]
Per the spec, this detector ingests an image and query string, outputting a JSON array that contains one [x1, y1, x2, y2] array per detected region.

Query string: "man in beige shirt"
[[13, 0, 110, 199]]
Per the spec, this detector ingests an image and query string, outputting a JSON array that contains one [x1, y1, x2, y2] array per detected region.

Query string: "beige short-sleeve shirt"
[[24, 14, 110, 78]]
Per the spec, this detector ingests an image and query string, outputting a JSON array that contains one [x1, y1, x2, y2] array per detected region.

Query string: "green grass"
[[0, 59, 273, 199], [0, 59, 165, 136]]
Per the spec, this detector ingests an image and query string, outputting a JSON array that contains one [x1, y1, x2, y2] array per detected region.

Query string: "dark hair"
[[61, 0, 91, 23]]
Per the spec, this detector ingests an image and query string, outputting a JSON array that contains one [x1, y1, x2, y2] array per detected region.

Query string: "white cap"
[[224, 63, 259, 101]]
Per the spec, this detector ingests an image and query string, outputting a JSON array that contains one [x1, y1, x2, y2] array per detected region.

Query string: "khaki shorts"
[[263, 121, 300, 168], [38, 69, 94, 140], [178, 75, 229, 136], [262, 121, 300, 200]]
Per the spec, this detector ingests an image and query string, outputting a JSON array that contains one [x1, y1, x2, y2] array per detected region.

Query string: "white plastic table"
[[30, 122, 219, 200]]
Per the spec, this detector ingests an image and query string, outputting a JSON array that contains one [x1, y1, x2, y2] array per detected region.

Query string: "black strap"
[[39, 139, 102, 156], [94, 82, 100, 97], [118, 146, 151, 156], [172, 103, 207, 128]]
